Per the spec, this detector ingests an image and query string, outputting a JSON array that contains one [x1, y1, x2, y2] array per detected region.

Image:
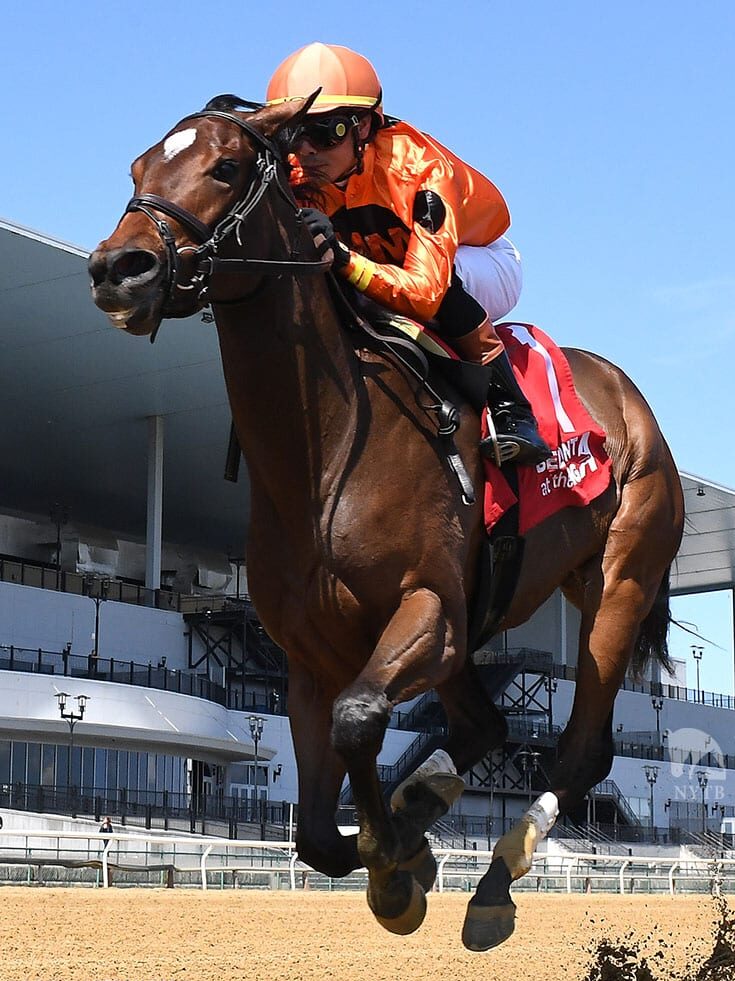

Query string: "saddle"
[[337, 301, 612, 648], [223, 288, 611, 649]]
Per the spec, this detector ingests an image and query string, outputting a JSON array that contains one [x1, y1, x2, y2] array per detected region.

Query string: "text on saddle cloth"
[[483, 323, 612, 535]]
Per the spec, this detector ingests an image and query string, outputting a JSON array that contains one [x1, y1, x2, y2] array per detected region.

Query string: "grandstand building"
[[2, 217, 734, 847]]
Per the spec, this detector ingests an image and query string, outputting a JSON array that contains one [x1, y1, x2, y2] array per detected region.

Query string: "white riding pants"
[[454, 235, 523, 323]]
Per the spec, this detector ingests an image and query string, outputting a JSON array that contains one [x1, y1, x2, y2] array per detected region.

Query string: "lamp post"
[[248, 715, 265, 828], [643, 764, 659, 834], [84, 576, 110, 662], [544, 676, 558, 732], [651, 695, 664, 738], [49, 503, 70, 590], [691, 646, 704, 700], [55, 692, 89, 790], [517, 748, 541, 804], [696, 770, 709, 833]]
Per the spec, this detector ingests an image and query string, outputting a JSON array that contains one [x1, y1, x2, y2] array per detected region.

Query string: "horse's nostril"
[[110, 250, 159, 285], [88, 251, 109, 287]]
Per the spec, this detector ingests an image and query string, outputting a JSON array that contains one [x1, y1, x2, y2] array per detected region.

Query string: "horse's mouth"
[[91, 280, 163, 336], [110, 306, 160, 336], [93, 297, 159, 336], [106, 309, 137, 330]]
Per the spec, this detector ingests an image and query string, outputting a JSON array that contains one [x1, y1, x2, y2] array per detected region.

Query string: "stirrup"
[[482, 411, 519, 467]]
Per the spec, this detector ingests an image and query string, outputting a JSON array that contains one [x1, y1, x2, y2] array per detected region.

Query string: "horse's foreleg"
[[331, 587, 462, 935], [287, 659, 360, 877], [389, 660, 507, 882]]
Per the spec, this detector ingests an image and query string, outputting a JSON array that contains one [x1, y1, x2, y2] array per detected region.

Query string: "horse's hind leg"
[[331, 587, 465, 935], [463, 474, 682, 951], [390, 660, 508, 889]]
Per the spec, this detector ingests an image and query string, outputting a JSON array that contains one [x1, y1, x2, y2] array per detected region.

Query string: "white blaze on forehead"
[[163, 128, 197, 161]]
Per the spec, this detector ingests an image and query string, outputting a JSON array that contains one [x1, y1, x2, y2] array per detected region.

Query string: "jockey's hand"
[[299, 208, 350, 269]]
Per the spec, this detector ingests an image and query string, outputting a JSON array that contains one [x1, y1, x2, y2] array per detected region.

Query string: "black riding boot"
[[480, 352, 552, 466]]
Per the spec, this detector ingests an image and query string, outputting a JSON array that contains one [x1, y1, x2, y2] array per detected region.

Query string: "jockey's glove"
[[299, 208, 351, 269]]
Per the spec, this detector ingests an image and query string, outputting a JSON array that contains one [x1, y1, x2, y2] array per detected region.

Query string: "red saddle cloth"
[[483, 323, 612, 535]]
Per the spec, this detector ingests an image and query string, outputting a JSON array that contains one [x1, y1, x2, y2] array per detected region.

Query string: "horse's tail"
[[632, 566, 674, 678]]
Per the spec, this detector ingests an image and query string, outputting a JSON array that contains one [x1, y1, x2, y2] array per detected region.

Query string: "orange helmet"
[[266, 42, 383, 122]]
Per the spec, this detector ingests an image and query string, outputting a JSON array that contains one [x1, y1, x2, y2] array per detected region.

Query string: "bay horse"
[[89, 95, 684, 950]]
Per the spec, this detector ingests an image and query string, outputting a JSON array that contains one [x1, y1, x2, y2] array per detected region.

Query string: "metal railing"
[[551, 660, 735, 711], [2, 780, 730, 853], [0, 783, 292, 838], [0, 829, 731, 895], [0, 555, 241, 616], [594, 779, 640, 827], [0, 645, 226, 704]]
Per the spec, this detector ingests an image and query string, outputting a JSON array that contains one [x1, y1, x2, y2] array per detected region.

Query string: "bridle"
[[123, 102, 477, 504], [123, 104, 332, 340]]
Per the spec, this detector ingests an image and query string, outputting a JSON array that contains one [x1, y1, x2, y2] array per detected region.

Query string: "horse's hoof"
[[391, 772, 465, 812], [398, 840, 437, 893], [368, 873, 427, 936], [461, 898, 517, 951]]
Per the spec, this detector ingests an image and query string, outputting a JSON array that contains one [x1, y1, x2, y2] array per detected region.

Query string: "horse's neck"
[[215, 273, 359, 510]]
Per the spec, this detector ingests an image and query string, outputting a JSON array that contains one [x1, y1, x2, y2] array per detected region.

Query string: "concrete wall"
[[0, 580, 189, 666]]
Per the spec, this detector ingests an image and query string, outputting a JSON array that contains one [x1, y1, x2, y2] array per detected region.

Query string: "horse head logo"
[[667, 727, 726, 779]]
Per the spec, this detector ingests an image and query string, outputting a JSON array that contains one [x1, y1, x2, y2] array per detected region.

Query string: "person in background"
[[266, 42, 550, 467], [99, 815, 113, 846]]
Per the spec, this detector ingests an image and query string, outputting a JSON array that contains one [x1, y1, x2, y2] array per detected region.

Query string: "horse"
[[88, 95, 684, 950]]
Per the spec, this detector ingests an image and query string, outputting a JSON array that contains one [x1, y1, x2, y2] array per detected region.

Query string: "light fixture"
[[55, 692, 90, 790]]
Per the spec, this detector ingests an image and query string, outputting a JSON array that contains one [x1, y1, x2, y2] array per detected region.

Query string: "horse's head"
[[89, 94, 317, 337]]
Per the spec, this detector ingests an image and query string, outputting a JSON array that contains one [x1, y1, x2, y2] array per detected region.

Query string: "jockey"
[[266, 42, 550, 466]]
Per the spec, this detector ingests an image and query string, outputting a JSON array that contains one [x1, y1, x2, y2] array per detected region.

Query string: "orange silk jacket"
[[293, 120, 510, 321]]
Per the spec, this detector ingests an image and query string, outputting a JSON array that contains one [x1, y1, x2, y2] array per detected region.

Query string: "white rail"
[[0, 830, 731, 894], [431, 847, 734, 896]]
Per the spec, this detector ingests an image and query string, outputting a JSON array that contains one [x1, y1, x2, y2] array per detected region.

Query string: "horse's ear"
[[254, 89, 322, 139], [205, 93, 265, 112]]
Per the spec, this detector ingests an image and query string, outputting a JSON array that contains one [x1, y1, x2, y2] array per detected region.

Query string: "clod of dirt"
[[583, 938, 656, 981], [692, 896, 735, 981], [582, 896, 735, 981]]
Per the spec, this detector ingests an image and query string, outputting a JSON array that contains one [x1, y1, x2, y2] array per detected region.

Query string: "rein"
[[328, 283, 476, 505], [124, 108, 331, 339], [126, 100, 475, 503]]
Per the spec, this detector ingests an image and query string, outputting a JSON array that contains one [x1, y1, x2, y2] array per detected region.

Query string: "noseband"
[[124, 107, 331, 339]]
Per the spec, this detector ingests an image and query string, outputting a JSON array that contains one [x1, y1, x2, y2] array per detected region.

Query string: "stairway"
[[593, 779, 641, 828]]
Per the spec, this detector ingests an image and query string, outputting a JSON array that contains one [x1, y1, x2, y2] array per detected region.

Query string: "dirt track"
[[0, 888, 728, 981]]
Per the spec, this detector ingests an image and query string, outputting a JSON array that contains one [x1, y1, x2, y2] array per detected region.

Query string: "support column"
[[145, 415, 164, 593], [559, 591, 568, 666]]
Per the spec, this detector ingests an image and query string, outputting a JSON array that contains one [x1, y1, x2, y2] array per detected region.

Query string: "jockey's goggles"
[[291, 113, 361, 150]]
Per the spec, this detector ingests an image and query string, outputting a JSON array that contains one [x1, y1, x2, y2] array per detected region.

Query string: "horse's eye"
[[212, 159, 239, 183]]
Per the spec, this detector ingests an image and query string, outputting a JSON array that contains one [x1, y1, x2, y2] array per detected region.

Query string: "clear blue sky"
[[3, 1, 734, 691]]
